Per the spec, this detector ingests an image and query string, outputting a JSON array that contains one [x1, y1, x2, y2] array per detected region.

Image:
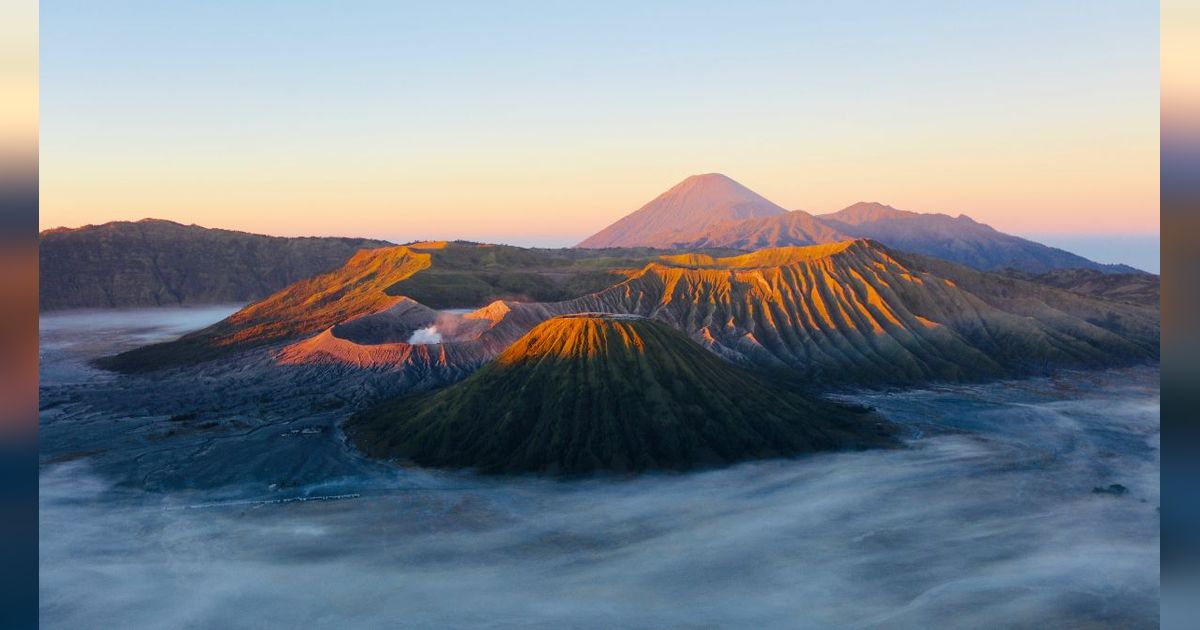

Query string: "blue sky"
[[41, 1, 1159, 264]]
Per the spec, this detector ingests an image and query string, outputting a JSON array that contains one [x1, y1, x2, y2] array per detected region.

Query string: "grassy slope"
[[382, 243, 649, 308], [1000, 268, 1159, 307], [345, 316, 893, 474]]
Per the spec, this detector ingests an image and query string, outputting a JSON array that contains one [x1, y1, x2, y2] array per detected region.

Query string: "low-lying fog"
[[39, 308, 1160, 629], [39, 304, 243, 384]]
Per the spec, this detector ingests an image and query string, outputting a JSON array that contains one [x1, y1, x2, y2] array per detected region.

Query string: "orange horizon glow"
[[38, 159, 1159, 243], [39, 3, 1159, 245]]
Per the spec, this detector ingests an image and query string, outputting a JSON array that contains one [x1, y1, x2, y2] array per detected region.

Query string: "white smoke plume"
[[407, 325, 443, 345]]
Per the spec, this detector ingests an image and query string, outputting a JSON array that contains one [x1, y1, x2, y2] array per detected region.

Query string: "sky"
[[40, 1, 1159, 253]]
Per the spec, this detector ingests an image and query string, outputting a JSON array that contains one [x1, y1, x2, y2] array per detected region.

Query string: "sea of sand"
[[39, 307, 1159, 629]]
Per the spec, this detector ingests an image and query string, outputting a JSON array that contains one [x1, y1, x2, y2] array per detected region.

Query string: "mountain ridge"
[[558, 240, 1156, 385], [101, 239, 1158, 393], [39, 219, 394, 310], [817, 202, 1138, 274], [1000, 268, 1158, 307], [576, 175, 1143, 274], [94, 241, 723, 372]]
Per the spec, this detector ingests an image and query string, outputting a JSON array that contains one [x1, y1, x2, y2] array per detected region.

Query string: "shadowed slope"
[[96, 245, 433, 371], [683, 209, 850, 250], [39, 219, 393, 310], [577, 174, 787, 248], [578, 177, 1135, 273], [379, 241, 677, 308], [818, 202, 1138, 273], [345, 315, 894, 474], [1001, 268, 1159, 307]]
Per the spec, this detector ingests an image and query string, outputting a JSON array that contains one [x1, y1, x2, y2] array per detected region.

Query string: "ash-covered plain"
[[39, 308, 1159, 629]]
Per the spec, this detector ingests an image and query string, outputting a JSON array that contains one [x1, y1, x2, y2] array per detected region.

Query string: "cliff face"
[[345, 315, 895, 474], [39, 219, 392, 310]]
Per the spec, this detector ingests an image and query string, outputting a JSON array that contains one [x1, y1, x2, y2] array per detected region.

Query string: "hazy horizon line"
[[37, 215, 1161, 274]]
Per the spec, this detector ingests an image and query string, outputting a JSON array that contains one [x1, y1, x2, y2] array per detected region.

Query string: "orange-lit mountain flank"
[[344, 315, 896, 474], [102, 239, 1158, 388], [561, 240, 1156, 383], [97, 241, 660, 371]]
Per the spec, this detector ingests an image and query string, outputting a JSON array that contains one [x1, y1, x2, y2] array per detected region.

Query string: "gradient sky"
[[41, 1, 1159, 251]]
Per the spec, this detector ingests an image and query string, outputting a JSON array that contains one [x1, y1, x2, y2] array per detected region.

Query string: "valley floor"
[[39, 307, 1160, 629]]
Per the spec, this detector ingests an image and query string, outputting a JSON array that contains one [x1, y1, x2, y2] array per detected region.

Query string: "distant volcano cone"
[[576, 173, 788, 248], [345, 314, 894, 474]]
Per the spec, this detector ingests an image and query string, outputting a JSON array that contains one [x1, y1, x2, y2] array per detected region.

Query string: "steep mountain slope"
[[39, 219, 393, 310], [683, 209, 850, 249], [103, 240, 1157, 389], [96, 245, 434, 371], [576, 173, 787, 248], [559, 241, 1157, 385], [899, 252, 1160, 340], [96, 241, 698, 372], [578, 178, 1132, 273], [1001, 268, 1159, 307], [345, 315, 894, 474], [818, 202, 1138, 273]]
